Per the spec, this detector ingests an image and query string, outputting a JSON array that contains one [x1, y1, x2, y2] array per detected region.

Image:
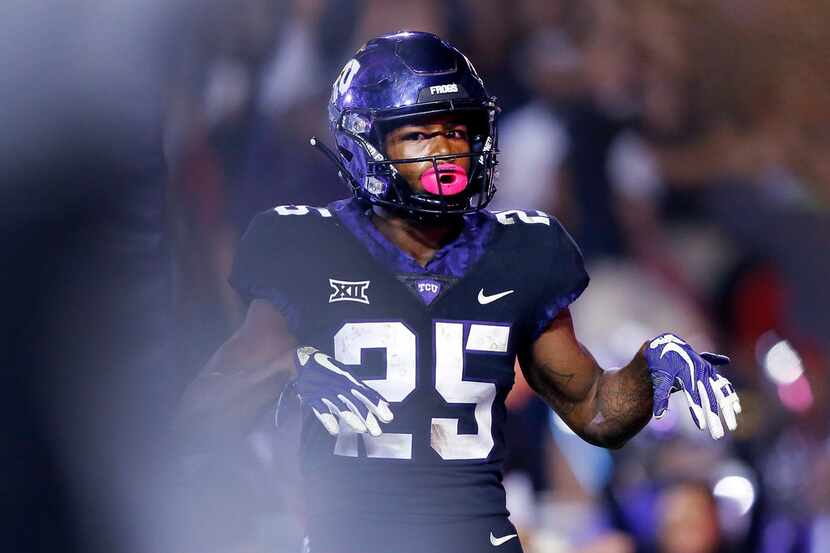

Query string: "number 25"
[[332, 321, 510, 461]]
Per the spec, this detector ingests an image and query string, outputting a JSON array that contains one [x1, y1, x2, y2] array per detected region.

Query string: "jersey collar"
[[329, 198, 496, 278]]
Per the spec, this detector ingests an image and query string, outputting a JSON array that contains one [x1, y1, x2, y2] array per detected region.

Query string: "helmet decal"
[[331, 58, 360, 103]]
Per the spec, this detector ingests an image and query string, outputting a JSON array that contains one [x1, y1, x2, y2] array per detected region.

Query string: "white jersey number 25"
[[332, 320, 510, 461]]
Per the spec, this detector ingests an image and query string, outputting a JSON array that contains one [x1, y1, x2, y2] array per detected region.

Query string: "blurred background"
[[3, 0, 829, 552]]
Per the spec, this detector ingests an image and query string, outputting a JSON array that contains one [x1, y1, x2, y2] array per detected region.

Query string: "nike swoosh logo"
[[478, 289, 514, 304], [660, 342, 696, 386], [313, 352, 365, 389], [490, 532, 518, 547]]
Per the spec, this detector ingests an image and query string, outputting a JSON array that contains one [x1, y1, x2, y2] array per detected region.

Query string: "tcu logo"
[[414, 278, 442, 305], [430, 83, 458, 95], [329, 279, 370, 305], [418, 281, 439, 294]]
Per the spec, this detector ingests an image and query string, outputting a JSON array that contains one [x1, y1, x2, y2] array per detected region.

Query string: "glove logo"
[[660, 342, 696, 386], [649, 333, 686, 348], [329, 279, 370, 305]]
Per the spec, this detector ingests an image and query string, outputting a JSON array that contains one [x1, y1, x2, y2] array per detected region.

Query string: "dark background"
[[2, 1, 828, 552]]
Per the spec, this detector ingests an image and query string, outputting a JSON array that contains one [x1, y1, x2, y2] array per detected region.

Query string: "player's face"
[[383, 114, 471, 195]]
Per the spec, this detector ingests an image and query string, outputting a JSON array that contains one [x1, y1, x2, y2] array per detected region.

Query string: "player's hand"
[[277, 346, 393, 437], [644, 333, 741, 439]]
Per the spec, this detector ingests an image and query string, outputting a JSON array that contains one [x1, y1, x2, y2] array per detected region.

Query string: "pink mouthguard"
[[420, 163, 469, 196]]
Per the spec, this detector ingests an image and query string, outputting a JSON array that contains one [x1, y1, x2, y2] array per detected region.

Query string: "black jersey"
[[229, 199, 588, 553]]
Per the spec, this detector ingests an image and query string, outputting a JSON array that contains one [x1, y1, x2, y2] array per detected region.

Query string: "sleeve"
[[529, 219, 590, 341]]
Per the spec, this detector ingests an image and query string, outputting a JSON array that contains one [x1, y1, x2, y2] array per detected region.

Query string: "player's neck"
[[371, 207, 463, 268]]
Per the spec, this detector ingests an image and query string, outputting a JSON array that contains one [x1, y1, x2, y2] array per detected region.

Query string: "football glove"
[[277, 346, 393, 437], [644, 333, 741, 439]]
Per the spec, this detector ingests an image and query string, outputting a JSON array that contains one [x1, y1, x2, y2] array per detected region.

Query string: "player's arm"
[[172, 299, 297, 452], [173, 298, 395, 453], [519, 309, 742, 447], [518, 308, 652, 449]]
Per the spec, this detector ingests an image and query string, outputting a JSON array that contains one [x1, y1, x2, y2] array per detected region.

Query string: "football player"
[[176, 32, 741, 553]]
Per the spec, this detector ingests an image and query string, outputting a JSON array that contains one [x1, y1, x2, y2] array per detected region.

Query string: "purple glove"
[[277, 347, 393, 437], [645, 333, 741, 439]]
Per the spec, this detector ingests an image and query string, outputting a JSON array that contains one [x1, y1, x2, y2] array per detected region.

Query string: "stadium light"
[[713, 475, 756, 516], [762, 339, 804, 385], [777, 374, 814, 413]]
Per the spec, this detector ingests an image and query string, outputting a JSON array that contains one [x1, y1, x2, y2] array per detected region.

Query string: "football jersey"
[[229, 198, 589, 553]]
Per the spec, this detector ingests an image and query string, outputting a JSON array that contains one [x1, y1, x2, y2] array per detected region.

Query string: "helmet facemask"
[[335, 102, 499, 218]]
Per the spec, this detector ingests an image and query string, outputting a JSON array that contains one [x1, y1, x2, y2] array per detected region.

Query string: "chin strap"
[[309, 136, 360, 193]]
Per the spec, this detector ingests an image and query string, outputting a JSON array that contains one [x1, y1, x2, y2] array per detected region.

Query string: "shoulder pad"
[[228, 204, 337, 304]]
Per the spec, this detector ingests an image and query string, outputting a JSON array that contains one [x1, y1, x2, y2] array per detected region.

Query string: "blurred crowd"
[[164, 1, 830, 552]]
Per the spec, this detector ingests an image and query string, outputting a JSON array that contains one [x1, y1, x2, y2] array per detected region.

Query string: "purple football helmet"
[[326, 31, 499, 217]]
